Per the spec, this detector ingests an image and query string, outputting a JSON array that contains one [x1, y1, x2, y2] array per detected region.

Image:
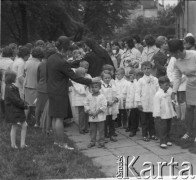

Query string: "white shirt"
[[115, 78, 129, 109], [153, 88, 176, 119], [125, 79, 137, 109], [84, 93, 107, 122], [135, 75, 159, 112]]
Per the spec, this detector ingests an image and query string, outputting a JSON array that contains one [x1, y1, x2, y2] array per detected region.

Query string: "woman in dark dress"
[[46, 36, 99, 150]]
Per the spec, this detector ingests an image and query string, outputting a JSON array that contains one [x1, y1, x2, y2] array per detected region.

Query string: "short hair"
[[144, 34, 155, 46], [32, 47, 44, 59], [132, 35, 141, 43], [91, 81, 102, 88], [56, 36, 70, 51], [126, 38, 135, 49], [168, 39, 184, 53], [75, 67, 86, 77], [44, 47, 57, 59], [141, 61, 153, 69], [35, 40, 45, 47], [18, 46, 31, 59], [184, 36, 195, 46], [155, 36, 167, 48], [101, 70, 112, 79], [116, 67, 125, 75], [2, 46, 14, 57], [80, 61, 89, 68], [5, 70, 16, 84], [158, 76, 170, 85], [25, 43, 33, 50], [9, 43, 17, 51], [102, 64, 114, 72]]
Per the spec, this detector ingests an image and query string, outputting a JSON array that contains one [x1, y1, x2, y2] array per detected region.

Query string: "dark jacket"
[[46, 53, 92, 118], [4, 84, 26, 124]]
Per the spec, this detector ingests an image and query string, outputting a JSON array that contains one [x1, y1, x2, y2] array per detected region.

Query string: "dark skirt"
[[48, 94, 73, 119], [36, 92, 48, 112]]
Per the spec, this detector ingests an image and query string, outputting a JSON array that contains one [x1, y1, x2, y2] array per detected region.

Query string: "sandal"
[[143, 137, 150, 142], [150, 135, 158, 140]]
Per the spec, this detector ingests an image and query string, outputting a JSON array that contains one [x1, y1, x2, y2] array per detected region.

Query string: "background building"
[[174, 0, 196, 38]]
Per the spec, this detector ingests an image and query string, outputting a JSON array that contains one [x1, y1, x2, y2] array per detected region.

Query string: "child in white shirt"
[[115, 68, 129, 128], [72, 67, 89, 134], [125, 69, 139, 137], [84, 82, 107, 148], [153, 76, 176, 149], [102, 64, 115, 86], [100, 70, 119, 142], [135, 61, 159, 142], [79, 60, 92, 79]]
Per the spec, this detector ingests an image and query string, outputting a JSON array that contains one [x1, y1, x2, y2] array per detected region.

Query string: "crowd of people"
[[0, 32, 196, 150]]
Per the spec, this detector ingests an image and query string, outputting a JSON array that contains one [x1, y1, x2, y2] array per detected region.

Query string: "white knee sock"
[[180, 103, 186, 121], [21, 122, 27, 147], [11, 125, 17, 147]]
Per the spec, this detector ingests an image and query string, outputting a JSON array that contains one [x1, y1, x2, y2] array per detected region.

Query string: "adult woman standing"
[[120, 38, 141, 69], [153, 36, 169, 78], [168, 39, 196, 144], [47, 36, 98, 150], [12, 46, 30, 99]]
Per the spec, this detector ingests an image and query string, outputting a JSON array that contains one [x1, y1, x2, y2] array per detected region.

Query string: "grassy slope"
[[0, 120, 106, 180]]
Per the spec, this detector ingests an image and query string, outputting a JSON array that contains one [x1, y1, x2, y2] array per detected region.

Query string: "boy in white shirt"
[[115, 68, 129, 128], [125, 69, 139, 137], [100, 70, 119, 142], [153, 76, 176, 148], [84, 82, 107, 148], [135, 61, 159, 142]]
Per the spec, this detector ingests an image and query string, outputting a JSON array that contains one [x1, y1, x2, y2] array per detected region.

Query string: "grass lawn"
[[170, 118, 196, 154], [0, 118, 106, 180]]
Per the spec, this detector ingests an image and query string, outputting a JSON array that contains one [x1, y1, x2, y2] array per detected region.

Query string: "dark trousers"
[[90, 121, 105, 145], [78, 106, 89, 132], [140, 112, 155, 137], [185, 105, 196, 137], [0, 99, 5, 117], [128, 108, 139, 133], [155, 119, 172, 144], [105, 115, 115, 137], [117, 109, 127, 127]]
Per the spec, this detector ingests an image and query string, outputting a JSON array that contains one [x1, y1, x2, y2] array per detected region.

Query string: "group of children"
[[71, 60, 176, 149]]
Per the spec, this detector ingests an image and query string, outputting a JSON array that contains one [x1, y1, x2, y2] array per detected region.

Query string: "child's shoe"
[[110, 136, 117, 142], [160, 144, 167, 149], [150, 135, 158, 141], [87, 142, 96, 148], [11, 145, 18, 149], [167, 142, 172, 146], [21, 144, 29, 149], [143, 137, 150, 142], [97, 143, 105, 148]]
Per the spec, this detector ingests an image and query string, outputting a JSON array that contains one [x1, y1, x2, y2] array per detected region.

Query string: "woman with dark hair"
[[153, 36, 169, 78], [0, 46, 14, 116], [133, 35, 144, 54], [184, 36, 195, 50], [83, 38, 114, 77], [168, 39, 196, 146], [120, 38, 141, 69], [12, 46, 31, 98], [141, 34, 159, 63], [46, 36, 99, 149]]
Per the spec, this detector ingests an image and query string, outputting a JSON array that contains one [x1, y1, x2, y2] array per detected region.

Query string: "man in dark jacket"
[[47, 36, 99, 150]]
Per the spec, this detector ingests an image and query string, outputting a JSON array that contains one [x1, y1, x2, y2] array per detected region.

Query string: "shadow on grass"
[[170, 118, 196, 154], [0, 120, 106, 180]]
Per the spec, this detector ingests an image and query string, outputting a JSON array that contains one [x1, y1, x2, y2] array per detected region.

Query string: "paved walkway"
[[66, 123, 196, 178]]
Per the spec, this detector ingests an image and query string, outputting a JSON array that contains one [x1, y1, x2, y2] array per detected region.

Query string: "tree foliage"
[[1, 0, 139, 45]]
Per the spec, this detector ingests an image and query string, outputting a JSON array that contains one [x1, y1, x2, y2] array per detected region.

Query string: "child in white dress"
[[100, 70, 119, 142], [153, 76, 176, 148], [135, 61, 159, 141], [84, 82, 107, 148], [71, 67, 89, 134]]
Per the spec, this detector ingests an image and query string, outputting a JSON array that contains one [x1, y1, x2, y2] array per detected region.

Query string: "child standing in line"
[[115, 68, 129, 128], [135, 61, 159, 142], [4, 70, 28, 149], [71, 67, 89, 134], [153, 76, 176, 148], [84, 82, 107, 148], [125, 69, 139, 137], [79, 61, 92, 79], [102, 64, 115, 86], [100, 70, 119, 142]]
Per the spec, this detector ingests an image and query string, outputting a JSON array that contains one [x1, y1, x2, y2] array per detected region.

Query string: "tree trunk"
[[19, 1, 28, 44]]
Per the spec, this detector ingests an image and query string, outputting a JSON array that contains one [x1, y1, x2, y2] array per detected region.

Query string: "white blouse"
[[153, 88, 176, 119]]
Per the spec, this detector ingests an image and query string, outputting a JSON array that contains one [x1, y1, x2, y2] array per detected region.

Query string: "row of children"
[[71, 60, 176, 149]]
